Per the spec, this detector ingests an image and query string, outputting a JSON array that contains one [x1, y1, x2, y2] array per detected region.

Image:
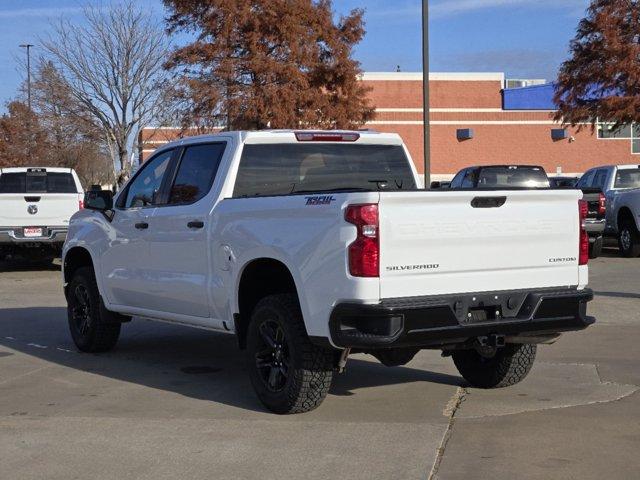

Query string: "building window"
[[632, 125, 640, 154], [597, 122, 632, 139]]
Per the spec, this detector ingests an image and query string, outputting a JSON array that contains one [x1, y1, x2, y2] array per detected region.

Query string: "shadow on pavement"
[[0, 257, 61, 272], [597, 248, 621, 259], [594, 291, 640, 299], [0, 306, 464, 413]]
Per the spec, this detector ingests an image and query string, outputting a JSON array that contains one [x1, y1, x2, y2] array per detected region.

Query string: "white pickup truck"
[[0, 167, 84, 262], [62, 130, 595, 414]]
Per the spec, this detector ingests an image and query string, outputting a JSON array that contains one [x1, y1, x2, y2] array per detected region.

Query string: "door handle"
[[471, 197, 507, 208], [187, 220, 204, 229], [135, 222, 149, 230]]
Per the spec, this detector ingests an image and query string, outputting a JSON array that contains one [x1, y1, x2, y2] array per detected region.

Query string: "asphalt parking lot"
[[0, 251, 638, 480]]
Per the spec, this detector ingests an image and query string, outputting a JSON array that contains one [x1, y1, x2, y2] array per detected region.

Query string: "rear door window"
[[168, 143, 226, 205], [0, 171, 78, 193], [449, 170, 467, 189], [461, 169, 477, 188], [233, 143, 416, 197], [592, 169, 608, 190], [577, 170, 595, 188]]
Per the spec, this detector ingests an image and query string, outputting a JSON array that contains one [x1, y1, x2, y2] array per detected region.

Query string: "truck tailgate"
[[0, 193, 80, 227], [378, 190, 581, 299]]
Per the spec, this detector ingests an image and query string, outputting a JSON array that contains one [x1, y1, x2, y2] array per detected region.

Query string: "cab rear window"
[[233, 144, 416, 197], [0, 171, 78, 193], [476, 166, 550, 189], [614, 168, 640, 189]]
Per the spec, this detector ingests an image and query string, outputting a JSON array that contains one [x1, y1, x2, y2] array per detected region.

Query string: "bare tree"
[[41, 1, 171, 185]]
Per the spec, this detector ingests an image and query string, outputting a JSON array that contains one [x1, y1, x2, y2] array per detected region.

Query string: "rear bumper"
[[0, 227, 68, 245], [329, 287, 594, 349], [584, 218, 605, 236]]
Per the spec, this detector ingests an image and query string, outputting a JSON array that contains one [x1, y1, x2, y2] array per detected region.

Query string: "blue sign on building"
[[503, 83, 557, 110]]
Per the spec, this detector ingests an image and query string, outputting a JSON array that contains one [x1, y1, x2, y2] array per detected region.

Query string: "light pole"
[[421, 0, 430, 188], [19, 44, 34, 110]]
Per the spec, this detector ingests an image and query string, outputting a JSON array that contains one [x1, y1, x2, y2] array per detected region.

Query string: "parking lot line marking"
[[27, 343, 48, 349], [56, 347, 73, 353], [5, 336, 15, 340], [0, 365, 53, 385]]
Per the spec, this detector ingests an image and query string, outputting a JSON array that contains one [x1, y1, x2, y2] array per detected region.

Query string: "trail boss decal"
[[305, 195, 336, 206], [386, 264, 440, 272]]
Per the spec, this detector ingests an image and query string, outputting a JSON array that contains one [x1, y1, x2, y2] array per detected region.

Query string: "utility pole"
[[421, 1, 430, 189], [20, 43, 34, 162], [19, 44, 34, 110]]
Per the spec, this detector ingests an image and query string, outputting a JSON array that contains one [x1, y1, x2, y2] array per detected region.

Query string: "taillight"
[[598, 193, 606, 216], [345, 204, 379, 277], [579, 199, 589, 265], [78, 200, 84, 210]]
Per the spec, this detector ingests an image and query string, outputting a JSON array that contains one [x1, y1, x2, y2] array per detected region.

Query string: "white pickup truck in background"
[[0, 167, 84, 262], [62, 130, 595, 414]]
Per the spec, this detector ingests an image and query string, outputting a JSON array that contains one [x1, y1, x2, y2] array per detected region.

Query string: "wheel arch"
[[63, 246, 96, 298], [63, 246, 96, 282], [617, 206, 637, 231], [234, 257, 302, 349]]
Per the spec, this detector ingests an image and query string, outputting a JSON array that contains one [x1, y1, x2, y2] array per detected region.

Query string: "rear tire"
[[246, 294, 334, 414], [67, 266, 122, 353], [589, 235, 603, 259], [452, 344, 537, 388], [618, 221, 640, 257]]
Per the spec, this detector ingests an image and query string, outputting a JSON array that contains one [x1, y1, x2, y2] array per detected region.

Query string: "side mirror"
[[430, 181, 442, 189], [84, 189, 114, 211]]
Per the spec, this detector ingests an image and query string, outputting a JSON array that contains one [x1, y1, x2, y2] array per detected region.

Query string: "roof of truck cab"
[[156, 129, 404, 151], [465, 165, 546, 170], [614, 164, 640, 170], [0, 167, 75, 174]]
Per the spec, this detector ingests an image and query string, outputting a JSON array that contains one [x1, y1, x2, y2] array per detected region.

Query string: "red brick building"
[[140, 72, 639, 179]]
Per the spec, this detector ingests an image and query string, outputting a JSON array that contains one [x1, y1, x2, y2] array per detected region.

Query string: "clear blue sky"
[[0, 0, 590, 110]]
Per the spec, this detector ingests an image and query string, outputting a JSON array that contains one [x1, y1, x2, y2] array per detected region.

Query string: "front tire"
[[618, 221, 640, 257], [452, 344, 537, 388], [246, 294, 334, 414], [67, 266, 121, 352]]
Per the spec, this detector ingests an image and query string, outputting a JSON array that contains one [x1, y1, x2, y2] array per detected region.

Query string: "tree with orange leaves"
[[555, 0, 640, 129], [163, 0, 375, 130], [0, 102, 51, 167]]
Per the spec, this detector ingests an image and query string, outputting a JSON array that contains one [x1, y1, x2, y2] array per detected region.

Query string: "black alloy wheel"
[[246, 294, 334, 414], [66, 266, 121, 353], [71, 284, 93, 336], [255, 319, 290, 392]]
